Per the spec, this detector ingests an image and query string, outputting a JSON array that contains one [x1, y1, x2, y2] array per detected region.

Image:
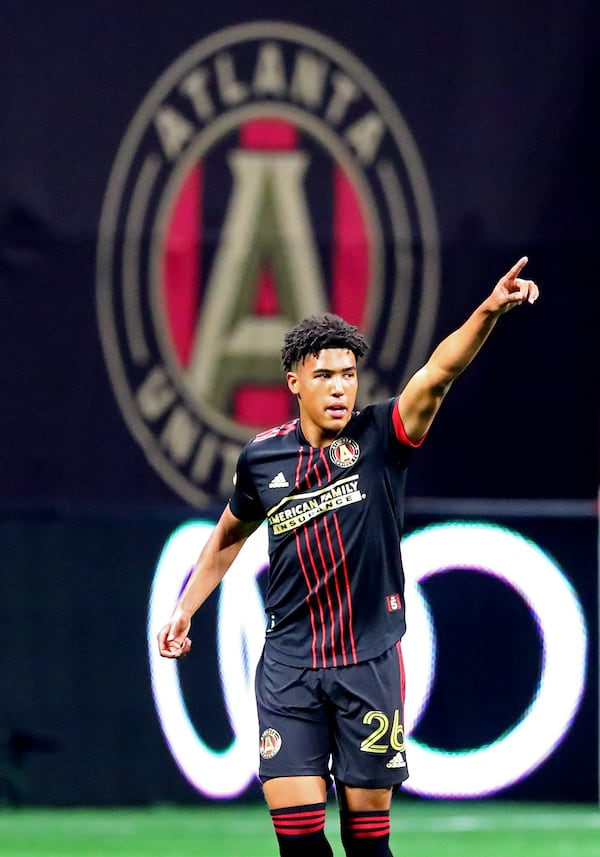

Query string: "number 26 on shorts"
[[360, 709, 405, 754]]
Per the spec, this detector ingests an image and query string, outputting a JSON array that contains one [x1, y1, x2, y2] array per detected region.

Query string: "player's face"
[[287, 348, 358, 447]]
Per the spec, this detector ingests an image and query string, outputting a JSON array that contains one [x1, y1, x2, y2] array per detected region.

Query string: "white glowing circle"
[[402, 570, 436, 733], [148, 519, 588, 800], [217, 526, 269, 778], [401, 522, 588, 798], [147, 521, 267, 798]]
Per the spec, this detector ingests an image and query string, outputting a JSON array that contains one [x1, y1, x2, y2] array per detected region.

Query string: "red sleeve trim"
[[392, 402, 426, 448]]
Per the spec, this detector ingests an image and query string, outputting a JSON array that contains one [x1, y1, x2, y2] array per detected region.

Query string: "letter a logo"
[[187, 144, 327, 411], [97, 22, 440, 505]]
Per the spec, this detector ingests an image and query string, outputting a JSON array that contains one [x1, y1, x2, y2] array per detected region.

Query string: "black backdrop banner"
[[0, 0, 597, 508], [0, 1, 598, 806]]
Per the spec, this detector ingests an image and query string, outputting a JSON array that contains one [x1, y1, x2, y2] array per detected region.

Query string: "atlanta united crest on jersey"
[[230, 398, 421, 668]]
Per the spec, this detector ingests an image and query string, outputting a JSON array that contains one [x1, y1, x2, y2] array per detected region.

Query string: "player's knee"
[[338, 784, 393, 812]]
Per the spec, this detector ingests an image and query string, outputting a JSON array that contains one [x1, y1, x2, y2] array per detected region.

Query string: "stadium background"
[[0, 0, 598, 818]]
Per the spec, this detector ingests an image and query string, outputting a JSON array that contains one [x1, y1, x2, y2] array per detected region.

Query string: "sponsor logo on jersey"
[[329, 436, 360, 468], [260, 728, 282, 759], [267, 475, 365, 534], [96, 22, 440, 505]]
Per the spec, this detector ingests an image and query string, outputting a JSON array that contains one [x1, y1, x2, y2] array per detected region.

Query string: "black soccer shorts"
[[255, 641, 409, 789]]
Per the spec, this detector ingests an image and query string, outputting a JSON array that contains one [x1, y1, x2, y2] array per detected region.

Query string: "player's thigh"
[[327, 643, 408, 789], [263, 775, 328, 809], [255, 649, 331, 783]]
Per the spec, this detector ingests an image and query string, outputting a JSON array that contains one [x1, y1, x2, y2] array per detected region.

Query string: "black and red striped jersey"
[[229, 398, 421, 669]]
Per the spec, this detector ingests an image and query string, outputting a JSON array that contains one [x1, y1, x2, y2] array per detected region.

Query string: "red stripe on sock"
[[271, 806, 326, 836], [342, 812, 391, 839], [274, 822, 326, 836]]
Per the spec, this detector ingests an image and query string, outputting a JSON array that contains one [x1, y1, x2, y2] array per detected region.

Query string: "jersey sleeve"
[[367, 398, 425, 465], [229, 444, 266, 522], [391, 400, 427, 448]]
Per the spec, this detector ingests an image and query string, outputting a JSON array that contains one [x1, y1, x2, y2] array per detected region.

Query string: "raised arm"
[[398, 256, 539, 442], [156, 504, 262, 659]]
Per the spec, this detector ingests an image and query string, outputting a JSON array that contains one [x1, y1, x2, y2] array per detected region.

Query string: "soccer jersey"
[[229, 398, 420, 669]]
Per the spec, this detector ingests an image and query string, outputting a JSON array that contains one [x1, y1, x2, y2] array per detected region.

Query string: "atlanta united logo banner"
[[0, 4, 595, 510], [96, 21, 440, 505]]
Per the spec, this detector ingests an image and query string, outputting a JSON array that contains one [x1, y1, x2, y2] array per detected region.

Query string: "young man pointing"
[[158, 257, 539, 856]]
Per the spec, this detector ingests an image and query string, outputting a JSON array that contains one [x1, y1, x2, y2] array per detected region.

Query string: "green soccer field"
[[1, 801, 599, 857]]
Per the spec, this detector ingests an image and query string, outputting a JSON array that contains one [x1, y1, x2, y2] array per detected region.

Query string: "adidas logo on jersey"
[[269, 472, 289, 489], [386, 752, 406, 769]]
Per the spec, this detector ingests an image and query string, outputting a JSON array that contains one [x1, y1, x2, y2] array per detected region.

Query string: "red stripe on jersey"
[[295, 530, 319, 669], [305, 447, 314, 488], [314, 451, 324, 488], [322, 516, 348, 666], [253, 420, 298, 443], [163, 164, 202, 367], [320, 449, 332, 482], [392, 402, 426, 447], [332, 513, 357, 663], [308, 456, 338, 667], [295, 445, 325, 667], [318, 450, 348, 664], [312, 520, 338, 667], [396, 640, 406, 704], [295, 446, 304, 488], [301, 526, 329, 668]]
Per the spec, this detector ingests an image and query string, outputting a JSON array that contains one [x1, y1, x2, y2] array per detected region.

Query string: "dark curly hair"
[[281, 313, 369, 372]]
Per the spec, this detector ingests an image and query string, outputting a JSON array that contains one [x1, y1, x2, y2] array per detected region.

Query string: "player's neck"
[[299, 416, 344, 449]]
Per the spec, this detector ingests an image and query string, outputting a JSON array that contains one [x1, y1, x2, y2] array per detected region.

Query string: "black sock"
[[270, 803, 333, 856], [340, 809, 393, 856]]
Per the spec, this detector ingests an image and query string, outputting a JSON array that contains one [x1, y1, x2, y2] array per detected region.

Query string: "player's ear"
[[287, 371, 299, 395]]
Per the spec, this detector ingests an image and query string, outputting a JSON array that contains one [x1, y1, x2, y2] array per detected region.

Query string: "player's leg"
[[255, 651, 334, 857], [326, 643, 408, 857]]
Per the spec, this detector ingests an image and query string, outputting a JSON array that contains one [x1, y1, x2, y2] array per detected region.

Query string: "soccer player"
[[157, 257, 539, 857]]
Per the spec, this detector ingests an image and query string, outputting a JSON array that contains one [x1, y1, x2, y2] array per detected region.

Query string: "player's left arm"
[[397, 256, 539, 443]]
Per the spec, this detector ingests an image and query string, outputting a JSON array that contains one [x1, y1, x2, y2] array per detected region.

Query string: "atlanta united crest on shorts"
[[260, 728, 282, 760], [96, 21, 440, 506]]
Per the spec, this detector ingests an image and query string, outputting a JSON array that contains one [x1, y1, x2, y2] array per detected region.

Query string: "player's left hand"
[[490, 256, 539, 313]]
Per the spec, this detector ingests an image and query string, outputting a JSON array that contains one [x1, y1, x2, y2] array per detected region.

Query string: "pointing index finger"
[[508, 256, 529, 278]]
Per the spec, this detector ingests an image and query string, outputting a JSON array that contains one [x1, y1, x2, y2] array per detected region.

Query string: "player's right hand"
[[157, 610, 192, 658]]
